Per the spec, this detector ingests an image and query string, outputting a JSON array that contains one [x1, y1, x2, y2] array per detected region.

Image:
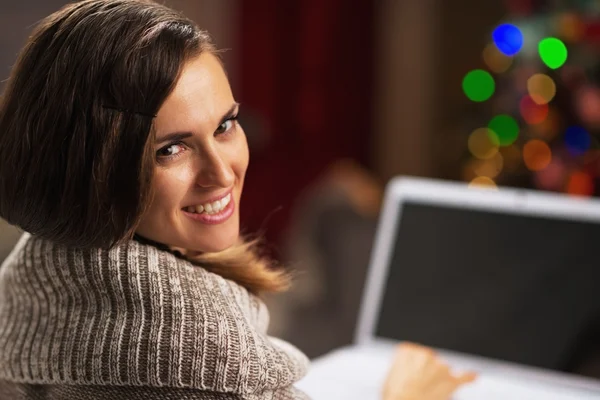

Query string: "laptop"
[[296, 176, 600, 399]]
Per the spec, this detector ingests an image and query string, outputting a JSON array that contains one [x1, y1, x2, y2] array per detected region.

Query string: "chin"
[[188, 226, 240, 253], [196, 240, 236, 253]]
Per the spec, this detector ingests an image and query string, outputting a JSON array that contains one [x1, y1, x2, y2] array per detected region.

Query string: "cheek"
[[150, 168, 192, 211]]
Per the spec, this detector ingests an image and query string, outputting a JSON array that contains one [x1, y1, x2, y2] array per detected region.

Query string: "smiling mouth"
[[183, 193, 232, 215]]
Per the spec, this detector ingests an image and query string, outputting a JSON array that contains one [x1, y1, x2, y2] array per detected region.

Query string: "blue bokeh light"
[[492, 24, 524, 56], [564, 126, 591, 156]]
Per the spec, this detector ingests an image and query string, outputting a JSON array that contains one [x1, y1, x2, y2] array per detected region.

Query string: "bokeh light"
[[538, 37, 568, 69], [527, 74, 556, 104], [519, 95, 549, 124], [488, 115, 520, 146], [530, 106, 560, 140], [483, 43, 513, 73], [468, 128, 499, 159], [462, 70, 495, 102], [557, 12, 584, 43], [492, 23, 524, 56], [534, 158, 566, 191], [469, 176, 498, 189], [575, 86, 600, 127], [566, 171, 594, 197], [474, 152, 504, 178], [462, 154, 504, 183], [564, 126, 591, 156], [523, 139, 552, 171]]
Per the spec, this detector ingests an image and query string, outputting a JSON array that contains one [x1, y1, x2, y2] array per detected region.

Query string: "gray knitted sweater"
[[0, 233, 310, 399]]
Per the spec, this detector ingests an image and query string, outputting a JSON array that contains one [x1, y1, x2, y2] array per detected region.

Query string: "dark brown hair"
[[0, 0, 290, 295]]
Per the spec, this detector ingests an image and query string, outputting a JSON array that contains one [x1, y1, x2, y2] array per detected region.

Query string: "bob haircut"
[[0, 0, 290, 294]]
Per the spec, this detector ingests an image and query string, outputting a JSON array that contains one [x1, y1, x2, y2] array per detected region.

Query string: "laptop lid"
[[355, 176, 600, 377]]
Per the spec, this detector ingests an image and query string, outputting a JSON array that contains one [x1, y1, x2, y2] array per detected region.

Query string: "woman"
[[0, 0, 476, 398]]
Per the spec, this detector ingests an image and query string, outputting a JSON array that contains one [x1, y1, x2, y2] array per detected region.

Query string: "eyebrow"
[[155, 102, 241, 145]]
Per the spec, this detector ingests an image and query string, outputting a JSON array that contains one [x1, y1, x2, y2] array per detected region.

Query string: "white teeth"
[[187, 193, 231, 215], [222, 194, 231, 207]]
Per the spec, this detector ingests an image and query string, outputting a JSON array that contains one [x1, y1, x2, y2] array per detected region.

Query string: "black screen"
[[376, 202, 600, 373]]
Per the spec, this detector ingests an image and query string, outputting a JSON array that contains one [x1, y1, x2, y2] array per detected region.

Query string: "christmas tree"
[[461, 0, 600, 197]]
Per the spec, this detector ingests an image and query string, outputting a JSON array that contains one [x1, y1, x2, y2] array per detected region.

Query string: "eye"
[[215, 116, 239, 135], [157, 142, 185, 159]]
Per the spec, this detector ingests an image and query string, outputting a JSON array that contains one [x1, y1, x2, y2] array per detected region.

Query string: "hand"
[[382, 342, 478, 400]]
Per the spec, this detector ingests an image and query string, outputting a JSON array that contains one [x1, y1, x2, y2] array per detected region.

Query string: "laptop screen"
[[375, 201, 600, 374]]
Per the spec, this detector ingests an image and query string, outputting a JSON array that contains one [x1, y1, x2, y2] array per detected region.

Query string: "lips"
[[182, 191, 235, 225], [182, 189, 232, 214], [184, 193, 232, 215]]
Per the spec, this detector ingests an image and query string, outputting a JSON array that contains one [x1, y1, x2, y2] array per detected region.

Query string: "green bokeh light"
[[488, 115, 519, 146], [462, 69, 495, 102], [538, 37, 568, 69]]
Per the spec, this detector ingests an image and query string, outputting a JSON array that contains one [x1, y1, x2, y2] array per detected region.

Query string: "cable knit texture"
[[0, 233, 310, 399]]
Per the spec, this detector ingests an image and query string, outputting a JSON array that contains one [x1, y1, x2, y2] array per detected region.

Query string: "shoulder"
[[0, 233, 310, 397]]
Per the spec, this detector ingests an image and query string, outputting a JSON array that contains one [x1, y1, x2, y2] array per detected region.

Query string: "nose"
[[194, 147, 235, 189]]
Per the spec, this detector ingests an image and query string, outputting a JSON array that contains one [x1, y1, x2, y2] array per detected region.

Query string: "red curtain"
[[237, 0, 376, 253]]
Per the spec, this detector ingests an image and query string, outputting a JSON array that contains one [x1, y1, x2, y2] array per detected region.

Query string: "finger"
[[435, 359, 451, 374], [396, 342, 435, 366], [455, 371, 478, 385]]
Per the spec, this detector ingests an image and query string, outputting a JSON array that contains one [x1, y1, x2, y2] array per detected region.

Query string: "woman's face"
[[135, 53, 249, 253]]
